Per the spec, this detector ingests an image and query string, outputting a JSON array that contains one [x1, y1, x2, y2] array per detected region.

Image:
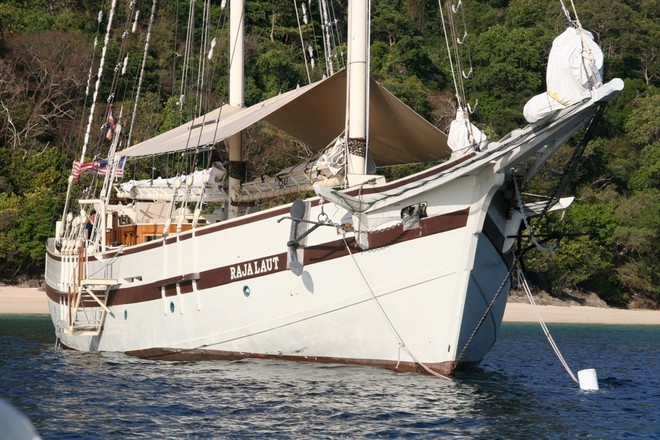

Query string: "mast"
[[346, 0, 369, 176], [228, 0, 245, 218]]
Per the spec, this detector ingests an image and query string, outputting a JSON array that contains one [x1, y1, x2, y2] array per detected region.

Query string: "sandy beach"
[[0, 286, 49, 315], [0, 285, 658, 325], [503, 302, 660, 325]]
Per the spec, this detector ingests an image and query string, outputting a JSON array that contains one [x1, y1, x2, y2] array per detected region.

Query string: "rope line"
[[516, 259, 578, 383], [340, 234, 451, 379]]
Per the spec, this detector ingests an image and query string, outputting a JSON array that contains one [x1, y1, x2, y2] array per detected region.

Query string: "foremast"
[[228, 0, 246, 218], [345, 0, 369, 179]]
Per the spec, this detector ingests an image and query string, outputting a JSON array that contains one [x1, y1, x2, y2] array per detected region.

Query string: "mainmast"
[[346, 0, 369, 178], [228, 0, 245, 218]]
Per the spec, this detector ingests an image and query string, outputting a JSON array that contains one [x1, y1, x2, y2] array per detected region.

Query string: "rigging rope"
[[179, 0, 196, 114], [59, 0, 118, 243], [194, 0, 211, 118], [455, 260, 514, 365], [438, 0, 481, 150], [80, 0, 118, 164], [454, 252, 579, 385], [537, 109, 602, 219], [438, 1, 461, 109], [318, 0, 344, 76], [128, 0, 158, 147], [294, 0, 313, 84], [80, 9, 104, 131], [559, 0, 583, 29]]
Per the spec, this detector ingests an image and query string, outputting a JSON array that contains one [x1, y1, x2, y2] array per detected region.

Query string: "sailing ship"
[[44, 0, 623, 376]]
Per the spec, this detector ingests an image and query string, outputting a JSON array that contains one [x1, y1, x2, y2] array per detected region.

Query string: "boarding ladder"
[[65, 278, 119, 336]]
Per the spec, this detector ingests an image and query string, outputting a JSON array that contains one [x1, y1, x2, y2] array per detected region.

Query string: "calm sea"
[[1, 315, 658, 439]]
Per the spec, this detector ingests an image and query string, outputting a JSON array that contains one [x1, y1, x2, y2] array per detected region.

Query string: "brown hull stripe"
[[123, 347, 467, 376], [46, 208, 469, 307]]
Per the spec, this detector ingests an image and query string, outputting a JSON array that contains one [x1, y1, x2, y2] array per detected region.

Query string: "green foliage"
[[52, 9, 95, 33], [504, 0, 562, 29], [382, 75, 433, 120], [0, 0, 656, 307], [378, 162, 438, 181], [628, 144, 660, 191], [0, 186, 60, 280], [372, 0, 414, 46], [624, 87, 659, 147], [471, 24, 554, 134], [0, 146, 67, 280], [253, 47, 304, 97], [0, 3, 53, 33]]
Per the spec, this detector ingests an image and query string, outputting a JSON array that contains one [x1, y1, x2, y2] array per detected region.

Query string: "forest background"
[[0, 0, 657, 308]]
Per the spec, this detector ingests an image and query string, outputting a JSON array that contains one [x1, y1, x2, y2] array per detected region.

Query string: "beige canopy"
[[120, 70, 450, 166]]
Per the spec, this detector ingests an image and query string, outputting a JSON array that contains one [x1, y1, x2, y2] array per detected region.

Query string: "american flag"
[[72, 156, 126, 181], [105, 107, 115, 141], [97, 156, 126, 177]]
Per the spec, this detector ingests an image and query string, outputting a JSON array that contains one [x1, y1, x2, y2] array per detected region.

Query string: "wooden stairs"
[[64, 279, 118, 336]]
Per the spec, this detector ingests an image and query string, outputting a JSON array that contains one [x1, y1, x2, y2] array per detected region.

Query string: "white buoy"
[[578, 368, 599, 391]]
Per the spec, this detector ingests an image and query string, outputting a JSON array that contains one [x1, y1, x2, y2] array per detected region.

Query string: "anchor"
[[278, 199, 336, 276]]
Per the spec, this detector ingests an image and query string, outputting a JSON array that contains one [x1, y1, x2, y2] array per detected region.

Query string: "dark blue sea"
[[1, 315, 658, 439]]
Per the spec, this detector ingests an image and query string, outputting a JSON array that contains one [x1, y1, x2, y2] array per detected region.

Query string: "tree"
[[0, 31, 91, 155], [0, 146, 68, 280]]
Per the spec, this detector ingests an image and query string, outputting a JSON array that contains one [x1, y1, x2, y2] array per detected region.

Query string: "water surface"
[[1, 316, 657, 438]]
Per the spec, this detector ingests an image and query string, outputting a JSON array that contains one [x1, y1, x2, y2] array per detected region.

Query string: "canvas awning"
[[120, 70, 450, 166]]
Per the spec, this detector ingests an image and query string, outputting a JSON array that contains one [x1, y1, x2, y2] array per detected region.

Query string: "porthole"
[[243, 285, 250, 297], [170, 301, 175, 313]]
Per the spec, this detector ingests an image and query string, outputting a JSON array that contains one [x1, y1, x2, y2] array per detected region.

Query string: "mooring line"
[[341, 234, 451, 379], [515, 258, 578, 383]]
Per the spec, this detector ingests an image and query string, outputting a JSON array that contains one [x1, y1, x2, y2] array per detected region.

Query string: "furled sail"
[[121, 70, 451, 166], [524, 26, 604, 123], [447, 107, 488, 157]]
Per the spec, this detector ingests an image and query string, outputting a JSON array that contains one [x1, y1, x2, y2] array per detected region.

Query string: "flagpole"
[[57, 176, 75, 245], [58, 0, 117, 245]]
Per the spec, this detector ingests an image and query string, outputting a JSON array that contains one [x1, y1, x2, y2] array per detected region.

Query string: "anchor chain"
[[514, 176, 558, 253], [455, 259, 516, 365], [539, 108, 603, 218]]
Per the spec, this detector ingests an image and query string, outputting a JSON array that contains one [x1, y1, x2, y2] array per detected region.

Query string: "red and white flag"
[[71, 156, 125, 181], [105, 107, 115, 141]]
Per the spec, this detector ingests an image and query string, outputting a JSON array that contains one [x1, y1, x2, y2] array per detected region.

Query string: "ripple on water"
[[0, 317, 658, 438]]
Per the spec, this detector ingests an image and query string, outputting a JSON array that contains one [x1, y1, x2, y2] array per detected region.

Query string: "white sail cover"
[[447, 107, 488, 157], [121, 70, 451, 166], [547, 26, 603, 105], [524, 26, 604, 123]]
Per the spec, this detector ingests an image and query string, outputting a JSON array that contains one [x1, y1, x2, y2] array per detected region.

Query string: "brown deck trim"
[[47, 158, 475, 263], [305, 208, 470, 264], [46, 208, 470, 307], [346, 152, 477, 196]]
